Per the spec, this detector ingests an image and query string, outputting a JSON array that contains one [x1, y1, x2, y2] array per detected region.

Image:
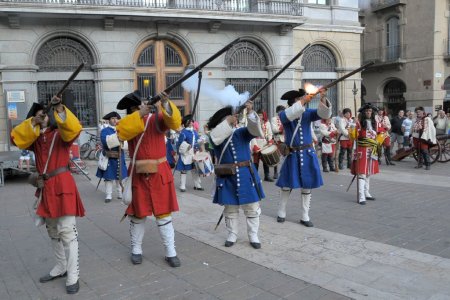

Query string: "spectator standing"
[[390, 110, 406, 151], [401, 110, 413, 150]]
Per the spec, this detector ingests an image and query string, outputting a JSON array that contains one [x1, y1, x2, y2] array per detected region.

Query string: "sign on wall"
[[6, 90, 25, 103], [8, 103, 18, 120]]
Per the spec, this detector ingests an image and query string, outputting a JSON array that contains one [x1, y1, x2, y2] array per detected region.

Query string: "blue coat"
[[212, 127, 265, 206], [96, 126, 128, 180], [175, 128, 199, 171], [166, 138, 175, 167], [276, 108, 323, 189]]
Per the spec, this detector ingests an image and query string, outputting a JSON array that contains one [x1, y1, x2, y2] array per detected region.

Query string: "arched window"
[[225, 41, 269, 114], [301, 44, 337, 114], [135, 40, 189, 115], [383, 79, 406, 113], [36, 37, 96, 127], [386, 17, 400, 61]]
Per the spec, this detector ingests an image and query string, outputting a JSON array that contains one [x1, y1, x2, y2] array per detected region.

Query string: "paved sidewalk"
[[0, 175, 348, 300]]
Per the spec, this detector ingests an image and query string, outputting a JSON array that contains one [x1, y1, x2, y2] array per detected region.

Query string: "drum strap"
[[218, 132, 234, 165]]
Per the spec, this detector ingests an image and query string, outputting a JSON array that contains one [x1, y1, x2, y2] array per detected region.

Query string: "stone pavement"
[[0, 155, 448, 299]]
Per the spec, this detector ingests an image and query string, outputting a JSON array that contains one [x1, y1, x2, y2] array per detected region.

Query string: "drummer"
[[276, 88, 332, 226], [271, 105, 285, 179], [250, 109, 274, 182], [175, 115, 203, 192]]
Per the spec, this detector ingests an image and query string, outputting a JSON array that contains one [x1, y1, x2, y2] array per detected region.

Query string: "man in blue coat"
[[208, 103, 265, 249], [175, 115, 203, 192], [96, 111, 128, 203], [276, 89, 332, 227]]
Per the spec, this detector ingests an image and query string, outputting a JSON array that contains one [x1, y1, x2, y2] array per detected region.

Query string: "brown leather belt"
[[105, 150, 120, 158], [289, 143, 313, 152], [219, 160, 251, 168], [41, 166, 70, 180]]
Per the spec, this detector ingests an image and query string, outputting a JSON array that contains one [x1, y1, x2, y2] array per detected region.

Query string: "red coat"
[[125, 113, 179, 218], [351, 121, 381, 176], [32, 129, 85, 218]]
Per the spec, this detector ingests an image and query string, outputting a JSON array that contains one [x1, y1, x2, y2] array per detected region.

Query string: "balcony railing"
[[371, 0, 406, 12], [0, 0, 304, 16], [363, 44, 406, 64]]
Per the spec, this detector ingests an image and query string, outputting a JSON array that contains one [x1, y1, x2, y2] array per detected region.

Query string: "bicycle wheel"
[[88, 149, 96, 160], [94, 149, 102, 160], [80, 143, 91, 159]]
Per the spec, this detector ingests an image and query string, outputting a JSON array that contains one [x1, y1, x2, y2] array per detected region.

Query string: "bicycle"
[[80, 132, 102, 160]]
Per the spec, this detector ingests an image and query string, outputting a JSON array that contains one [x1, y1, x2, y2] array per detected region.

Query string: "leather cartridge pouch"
[[136, 157, 167, 174], [278, 143, 289, 156], [105, 150, 119, 158], [214, 164, 236, 177], [28, 172, 43, 188]]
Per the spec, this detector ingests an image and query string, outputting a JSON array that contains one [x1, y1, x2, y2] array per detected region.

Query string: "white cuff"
[[210, 120, 233, 145], [247, 112, 264, 138], [106, 133, 120, 149], [317, 98, 332, 119], [285, 101, 305, 121]]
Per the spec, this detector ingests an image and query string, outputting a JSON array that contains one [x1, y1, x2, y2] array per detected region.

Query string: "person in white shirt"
[[401, 110, 413, 149]]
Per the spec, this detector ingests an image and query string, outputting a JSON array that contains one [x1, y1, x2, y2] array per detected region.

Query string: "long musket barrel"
[[308, 61, 374, 96], [56, 62, 85, 97], [247, 43, 311, 102], [148, 37, 242, 105]]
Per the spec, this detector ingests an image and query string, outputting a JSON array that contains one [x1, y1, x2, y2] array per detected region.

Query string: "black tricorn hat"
[[103, 111, 121, 120], [358, 103, 379, 113], [207, 106, 233, 130], [281, 89, 306, 106], [26, 102, 44, 119], [117, 90, 142, 114], [182, 114, 193, 127]]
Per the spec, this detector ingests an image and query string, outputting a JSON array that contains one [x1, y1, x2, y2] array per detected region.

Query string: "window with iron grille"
[[225, 41, 269, 114], [37, 81, 97, 128], [36, 37, 96, 127], [137, 45, 155, 66], [301, 44, 337, 115]]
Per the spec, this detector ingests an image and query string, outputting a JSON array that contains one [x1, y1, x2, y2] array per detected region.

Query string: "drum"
[[194, 152, 214, 177], [260, 144, 281, 167], [178, 141, 191, 154]]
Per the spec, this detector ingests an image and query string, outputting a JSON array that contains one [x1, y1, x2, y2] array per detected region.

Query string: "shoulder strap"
[[129, 114, 152, 176], [218, 131, 234, 164], [290, 116, 302, 147], [44, 132, 58, 174]]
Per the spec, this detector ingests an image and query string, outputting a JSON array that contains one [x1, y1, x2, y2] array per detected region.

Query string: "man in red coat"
[[11, 97, 84, 294], [116, 91, 182, 267]]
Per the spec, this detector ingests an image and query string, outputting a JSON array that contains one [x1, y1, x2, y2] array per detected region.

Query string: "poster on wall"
[[8, 103, 18, 120]]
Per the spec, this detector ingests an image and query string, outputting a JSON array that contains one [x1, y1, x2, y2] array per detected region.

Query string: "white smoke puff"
[[181, 70, 250, 108]]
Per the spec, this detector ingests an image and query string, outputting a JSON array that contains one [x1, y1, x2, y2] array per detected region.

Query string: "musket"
[[147, 38, 242, 105], [235, 43, 312, 113], [307, 61, 375, 97]]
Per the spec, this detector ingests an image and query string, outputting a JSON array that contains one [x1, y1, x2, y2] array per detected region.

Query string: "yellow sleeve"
[[54, 106, 82, 142], [11, 118, 40, 149], [349, 127, 357, 141], [116, 111, 144, 141], [161, 101, 182, 131]]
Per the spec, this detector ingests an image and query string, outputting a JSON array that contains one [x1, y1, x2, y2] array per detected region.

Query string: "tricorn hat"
[[358, 103, 379, 113], [102, 111, 121, 120], [207, 106, 233, 130], [117, 90, 142, 114], [26, 102, 44, 119], [281, 89, 306, 106], [182, 114, 193, 127]]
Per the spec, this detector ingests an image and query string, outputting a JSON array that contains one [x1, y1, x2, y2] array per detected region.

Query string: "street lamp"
[[352, 81, 358, 116]]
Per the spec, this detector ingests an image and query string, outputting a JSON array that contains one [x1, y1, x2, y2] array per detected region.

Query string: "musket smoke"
[[181, 70, 250, 108]]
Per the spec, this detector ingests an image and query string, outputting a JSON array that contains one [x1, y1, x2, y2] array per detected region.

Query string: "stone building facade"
[[0, 0, 361, 150], [360, 0, 450, 116]]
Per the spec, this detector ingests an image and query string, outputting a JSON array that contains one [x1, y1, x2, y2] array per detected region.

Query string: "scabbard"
[[247, 165, 263, 200]]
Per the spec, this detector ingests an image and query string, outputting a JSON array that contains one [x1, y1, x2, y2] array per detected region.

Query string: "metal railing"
[[0, 0, 304, 16], [363, 44, 406, 63]]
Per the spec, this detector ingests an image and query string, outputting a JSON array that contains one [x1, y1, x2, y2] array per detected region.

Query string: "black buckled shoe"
[[358, 201, 366, 205], [277, 216, 285, 223], [366, 196, 376, 200], [180, 188, 186, 192], [194, 187, 204, 191], [131, 253, 142, 265], [105, 198, 111, 203], [39, 272, 67, 283], [300, 220, 314, 227], [66, 280, 79, 294], [224, 241, 235, 247], [250, 242, 261, 249], [165, 256, 181, 268]]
